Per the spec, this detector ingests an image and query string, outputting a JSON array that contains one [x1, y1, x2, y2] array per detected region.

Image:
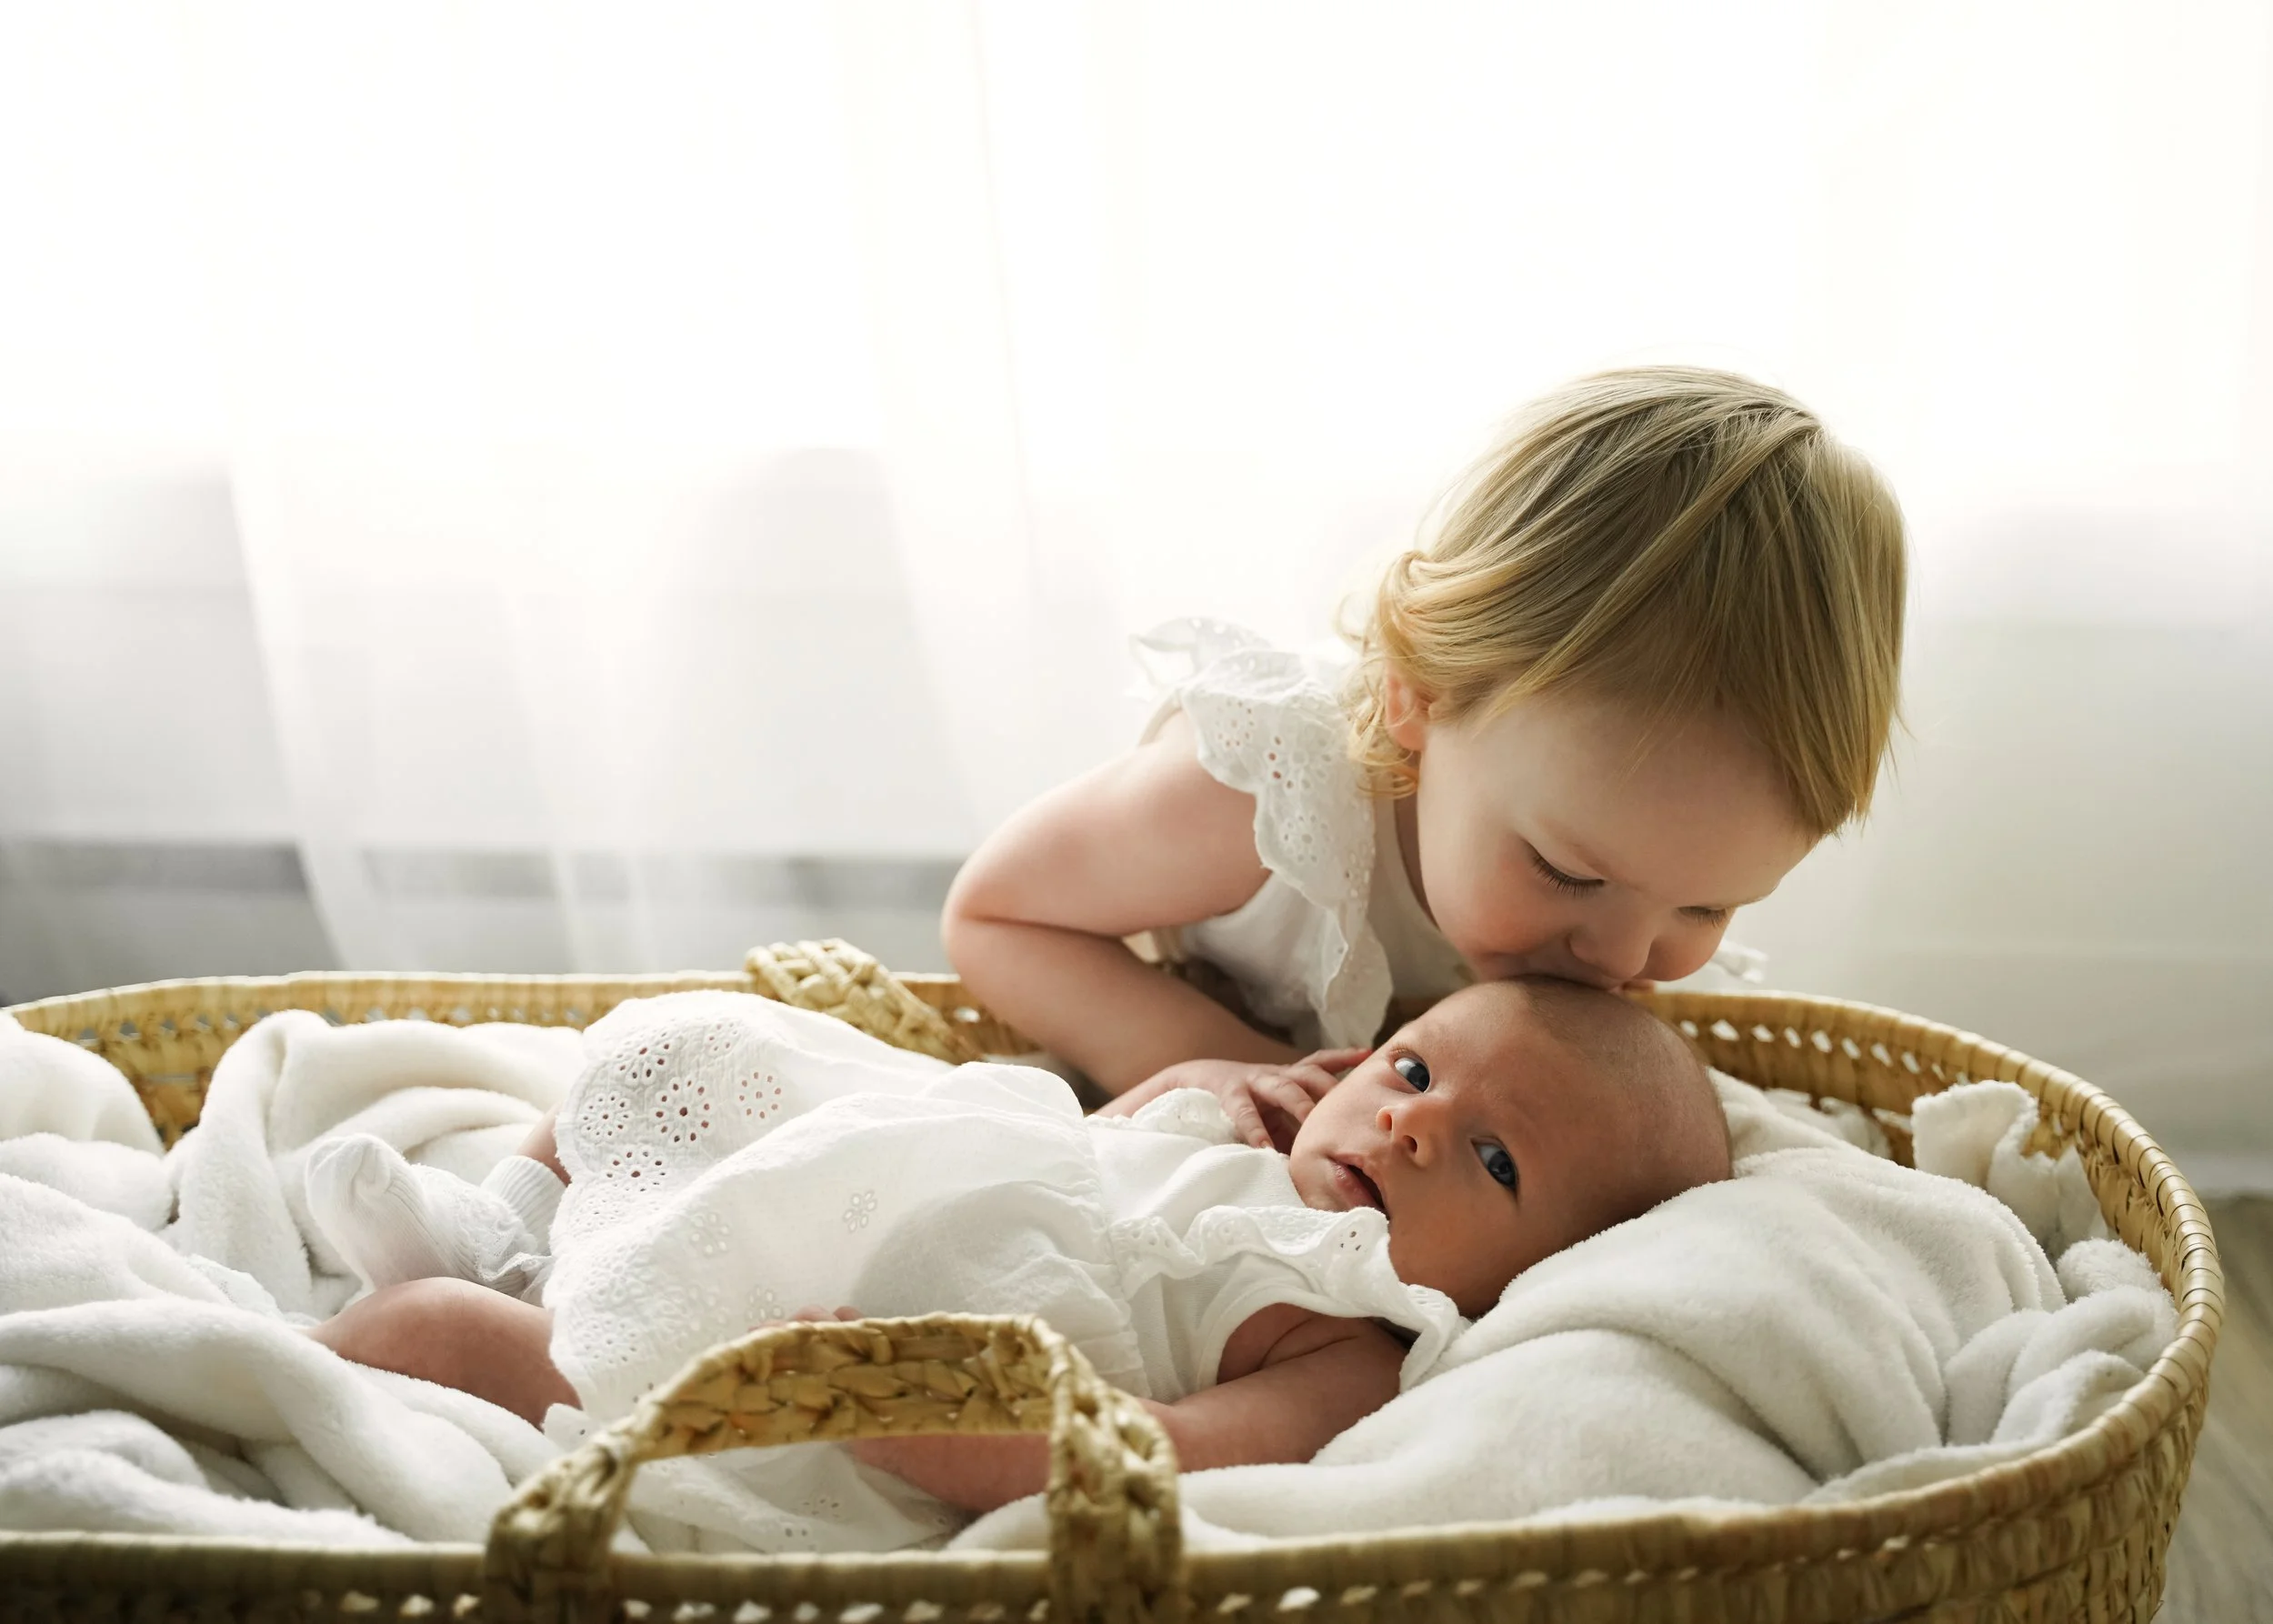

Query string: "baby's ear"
[[1382, 667, 1434, 752]]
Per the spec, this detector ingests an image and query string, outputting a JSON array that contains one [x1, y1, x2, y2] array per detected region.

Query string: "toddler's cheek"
[[1443, 896, 1542, 968]]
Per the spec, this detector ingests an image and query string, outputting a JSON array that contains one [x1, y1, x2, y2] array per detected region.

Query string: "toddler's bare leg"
[[312, 1277, 576, 1426]]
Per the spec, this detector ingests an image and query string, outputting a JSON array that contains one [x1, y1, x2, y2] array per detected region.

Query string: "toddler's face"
[[1386, 679, 1814, 990], [1287, 981, 1661, 1316]]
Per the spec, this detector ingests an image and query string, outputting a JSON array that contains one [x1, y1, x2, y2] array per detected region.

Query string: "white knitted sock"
[[305, 1135, 529, 1293], [480, 1154, 565, 1249]]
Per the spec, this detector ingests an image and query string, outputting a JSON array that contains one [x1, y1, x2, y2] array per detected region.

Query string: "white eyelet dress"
[[1133, 618, 1467, 1051], [1133, 618, 1767, 1049], [541, 990, 1463, 1554]]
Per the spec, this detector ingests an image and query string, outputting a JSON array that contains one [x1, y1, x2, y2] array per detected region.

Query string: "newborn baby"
[[310, 977, 1727, 1541]]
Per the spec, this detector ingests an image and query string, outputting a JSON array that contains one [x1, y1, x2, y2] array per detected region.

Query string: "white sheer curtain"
[[2, 2, 2268, 1176]]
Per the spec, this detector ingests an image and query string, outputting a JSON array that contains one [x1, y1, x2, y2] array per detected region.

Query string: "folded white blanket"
[[165, 1011, 582, 1319], [0, 1008, 2179, 1556], [0, 1011, 579, 1541], [0, 1015, 160, 1152]]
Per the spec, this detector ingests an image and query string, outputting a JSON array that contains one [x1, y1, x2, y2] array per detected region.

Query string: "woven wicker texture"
[[486, 1314, 1180, 1624], [3, 938, 1020, 1147], [0, 957, 2225, 1623], [746, 939, 989, 1065]]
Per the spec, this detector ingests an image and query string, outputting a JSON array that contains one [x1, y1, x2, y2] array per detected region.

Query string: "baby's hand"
[[1096, 1049, 1368, 1152]]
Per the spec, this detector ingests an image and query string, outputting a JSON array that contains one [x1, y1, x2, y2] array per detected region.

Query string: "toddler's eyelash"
[[1529, 847, 1732, 924], [1528, 850, 1602, 896]]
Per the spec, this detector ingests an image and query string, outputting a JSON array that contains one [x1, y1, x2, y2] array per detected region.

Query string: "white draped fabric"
[[1, 2, 2268, 1178]]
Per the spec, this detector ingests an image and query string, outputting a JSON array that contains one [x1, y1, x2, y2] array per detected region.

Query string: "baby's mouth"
[[1331, 1158, 1387, 1216]]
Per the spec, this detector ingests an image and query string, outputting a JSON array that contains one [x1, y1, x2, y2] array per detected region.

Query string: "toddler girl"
[[308, 365, 1897, 1256], [312, 974, 1726, 1541], [946, 366, 1905, 1143]]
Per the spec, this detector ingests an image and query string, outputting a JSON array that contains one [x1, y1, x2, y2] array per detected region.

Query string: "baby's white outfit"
[[1136, 618, 1765, 1050], [541, 989, 1461, 1553]]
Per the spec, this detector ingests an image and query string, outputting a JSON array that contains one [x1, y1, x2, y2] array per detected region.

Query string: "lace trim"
[[1134, 619, 1393, 1049]]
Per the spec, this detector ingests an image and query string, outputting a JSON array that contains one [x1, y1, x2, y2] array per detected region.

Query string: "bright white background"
[[1, 2, 2268, 1181]]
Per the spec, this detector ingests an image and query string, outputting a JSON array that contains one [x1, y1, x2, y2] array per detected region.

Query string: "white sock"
[[305, 1135, 536, 1294], [481, 1154, 565, 1249]]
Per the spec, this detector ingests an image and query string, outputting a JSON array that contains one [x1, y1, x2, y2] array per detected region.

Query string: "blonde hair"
[[1348, 366, 1906, 836]]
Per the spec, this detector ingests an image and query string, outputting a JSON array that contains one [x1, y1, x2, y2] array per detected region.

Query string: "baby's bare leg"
[[312, 1277, 576, 1425], [513, 1109, 567, 1182]]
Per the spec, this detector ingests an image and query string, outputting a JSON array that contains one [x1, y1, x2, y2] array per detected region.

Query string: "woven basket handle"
[[482, 1313, 1185, 1624], [747, 938, 987, 1064]]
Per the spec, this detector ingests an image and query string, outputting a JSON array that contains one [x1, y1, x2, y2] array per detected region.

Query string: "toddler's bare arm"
[[944, 712, 1299, 1092], [852, 1303, 1404, 1511]]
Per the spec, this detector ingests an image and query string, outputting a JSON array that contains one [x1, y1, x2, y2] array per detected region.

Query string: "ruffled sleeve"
[[1098, 1090, 1467, 1393], [1133, 619, 1394, 1049], [1110, 1198, 1464, 1391]]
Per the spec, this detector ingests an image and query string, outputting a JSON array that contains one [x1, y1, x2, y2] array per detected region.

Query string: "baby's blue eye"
[[1477, 1141, 1519, 1192], [1393, 1054, 1430, 1091]]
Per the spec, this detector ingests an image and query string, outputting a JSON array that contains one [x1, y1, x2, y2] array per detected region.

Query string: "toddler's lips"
[[1330, 1158, 1387, 1216]]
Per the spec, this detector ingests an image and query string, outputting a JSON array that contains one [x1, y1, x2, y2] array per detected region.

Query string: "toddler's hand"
[[1098, 1048, 1368, 1152]]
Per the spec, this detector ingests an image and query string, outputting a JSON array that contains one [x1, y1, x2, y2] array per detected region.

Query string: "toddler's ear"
[[1382, 667, 1434, 752]]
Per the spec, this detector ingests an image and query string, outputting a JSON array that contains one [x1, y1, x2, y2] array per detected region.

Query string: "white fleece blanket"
[[0, 1008, 2179, 1552], [961, 1080, 2174, 1551], [0, 1010, 577, 1543]]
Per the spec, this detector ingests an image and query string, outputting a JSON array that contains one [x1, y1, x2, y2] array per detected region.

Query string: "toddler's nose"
[[1568, 920, 1653, 987]]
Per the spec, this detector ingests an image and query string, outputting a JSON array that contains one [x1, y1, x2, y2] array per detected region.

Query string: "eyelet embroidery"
[[1167, 637, 1394, 1048]]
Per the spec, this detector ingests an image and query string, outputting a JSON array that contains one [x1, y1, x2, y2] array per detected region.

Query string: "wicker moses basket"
[[0, 940, 2223, 1624]]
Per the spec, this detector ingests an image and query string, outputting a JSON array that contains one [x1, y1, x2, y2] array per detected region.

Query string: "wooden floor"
[[2161, 1196, 2273, 1622]]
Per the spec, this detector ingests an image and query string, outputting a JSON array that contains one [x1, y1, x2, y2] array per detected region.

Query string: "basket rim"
[[0, 970, 2225, 1592]]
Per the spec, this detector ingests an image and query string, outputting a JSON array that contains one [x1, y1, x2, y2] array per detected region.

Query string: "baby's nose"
[[1377, 1099, 1434, 1165]]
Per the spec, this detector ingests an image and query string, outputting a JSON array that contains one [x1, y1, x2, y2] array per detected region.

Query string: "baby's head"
[[1345, 366, 1906, 990], [1288, 977, 1728, 1315]]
